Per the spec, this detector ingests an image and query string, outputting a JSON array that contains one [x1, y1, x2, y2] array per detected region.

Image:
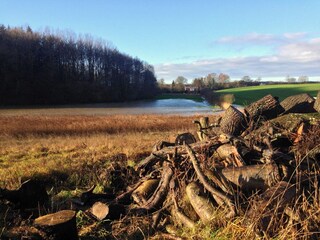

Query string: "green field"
[[216, 83, 320, 105]]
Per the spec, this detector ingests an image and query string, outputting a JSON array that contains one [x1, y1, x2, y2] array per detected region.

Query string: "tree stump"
[[280, 93, 315, 114], [244, 94, 284, 120], [34, 210, 78, 240], [313, 91, 320, 113], [220, 106, 247, 136]]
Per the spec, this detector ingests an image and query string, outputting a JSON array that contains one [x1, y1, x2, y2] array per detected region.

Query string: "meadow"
[[1, 92, 320, 239], [216, 83, 320, 105], [0, 114, 217, 188]]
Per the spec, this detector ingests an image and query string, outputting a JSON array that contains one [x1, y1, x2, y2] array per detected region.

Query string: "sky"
[[1, 0, 320, 82]]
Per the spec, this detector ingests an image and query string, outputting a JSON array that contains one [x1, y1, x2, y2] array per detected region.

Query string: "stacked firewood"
[[1, 92, 320, 239]]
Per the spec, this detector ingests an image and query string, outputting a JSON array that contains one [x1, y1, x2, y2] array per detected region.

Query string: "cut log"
[[90, 201, 109, 220], [220, 106, 247, 136], [34, 210, 78, 240], [89, 202, 125, 220], [245, 181, 297, 234], [244, 94, 284, 120], [313, 91, 320, 112], [175, 132, 197, 146], [186, 182, 216, 224], [280, 93, 315, 114], [220, 163, 280, 193]]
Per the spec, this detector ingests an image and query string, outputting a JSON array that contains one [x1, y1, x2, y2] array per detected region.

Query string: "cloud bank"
[[155, 33, 320, 81]]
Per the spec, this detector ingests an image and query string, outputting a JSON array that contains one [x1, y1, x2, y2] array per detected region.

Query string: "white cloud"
[[216, 33, 276, 45], [155, 33, 320, 81], [215, 32, 308, 46]]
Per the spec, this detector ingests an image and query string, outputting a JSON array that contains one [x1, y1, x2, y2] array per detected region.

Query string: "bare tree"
[[298, 76, 309, 82]]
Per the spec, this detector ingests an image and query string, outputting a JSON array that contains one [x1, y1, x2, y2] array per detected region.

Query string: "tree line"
[[158, 73, 312, 94], [0, 25, 157, 105]]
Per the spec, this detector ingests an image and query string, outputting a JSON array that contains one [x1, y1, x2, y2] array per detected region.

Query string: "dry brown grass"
[[0, 114, 217, 136], [1, 113, 320, 239], [0, 114, 218, 188]]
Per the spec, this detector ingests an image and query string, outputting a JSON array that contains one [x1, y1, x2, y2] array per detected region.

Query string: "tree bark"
[[280, 93, 315, 114], [244, 94, 284, 120], [143, 165, 173, 211], [220, 106, 247, 136], [186, 182, 216, 224], [219, 163, 280, 193], [313, 91, 320, 113], [34, 210, 78, 240]]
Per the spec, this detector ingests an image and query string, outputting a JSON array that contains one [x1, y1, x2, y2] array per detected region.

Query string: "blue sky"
[[1, 0, 320, 82]]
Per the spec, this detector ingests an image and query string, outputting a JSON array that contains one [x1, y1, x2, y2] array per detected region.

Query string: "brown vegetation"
[[0, 114, 217, 136], [1, 99, 320, 239]]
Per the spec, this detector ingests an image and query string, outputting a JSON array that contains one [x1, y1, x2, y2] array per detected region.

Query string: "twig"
[[185, 143, 236, 219]]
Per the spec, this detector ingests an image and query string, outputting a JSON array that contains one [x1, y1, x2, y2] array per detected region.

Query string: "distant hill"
[[0, 25, 157, 105]]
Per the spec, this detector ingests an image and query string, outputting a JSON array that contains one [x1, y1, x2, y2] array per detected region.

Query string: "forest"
[[0, 25, 157, 105]]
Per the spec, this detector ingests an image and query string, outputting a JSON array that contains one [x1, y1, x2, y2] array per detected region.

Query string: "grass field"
[[0, 114, 218, 188], [216, 83, 320, 105]]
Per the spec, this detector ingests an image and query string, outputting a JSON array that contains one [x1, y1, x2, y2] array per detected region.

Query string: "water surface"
[[0, 99, 222, 116]]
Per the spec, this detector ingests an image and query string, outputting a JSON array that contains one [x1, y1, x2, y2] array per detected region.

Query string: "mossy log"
[[314, 91, 320, 113], [80, 185, 115, 204], [280, 93, 315, 114], [244, 94, 284, 120], [34, 210, 78, 240], [220, 106, 247, 136]]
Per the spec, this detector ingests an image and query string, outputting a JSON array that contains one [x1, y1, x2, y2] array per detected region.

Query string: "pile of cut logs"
[[1, 92, 320, 239]]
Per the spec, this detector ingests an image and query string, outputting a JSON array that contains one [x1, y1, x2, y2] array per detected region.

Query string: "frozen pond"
[[0, 99, 222, 116]]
